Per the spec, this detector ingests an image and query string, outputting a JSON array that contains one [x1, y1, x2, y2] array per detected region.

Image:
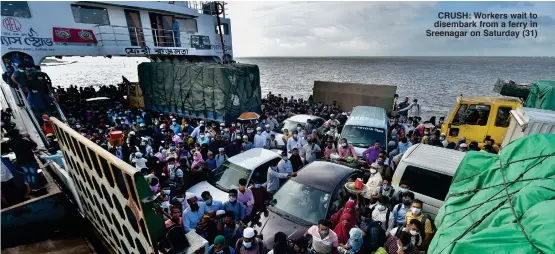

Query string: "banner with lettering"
[[52, 27, 98, 45]]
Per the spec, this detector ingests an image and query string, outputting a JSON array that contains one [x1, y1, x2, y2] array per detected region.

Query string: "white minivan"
[[340, 106, 389, 156], [391, 144, 466, 218]]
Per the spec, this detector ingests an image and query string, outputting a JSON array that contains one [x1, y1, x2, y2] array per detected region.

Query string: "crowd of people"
[[1, 70, 504, 254]]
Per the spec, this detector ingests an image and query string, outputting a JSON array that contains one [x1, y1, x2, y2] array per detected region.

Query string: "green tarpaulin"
[[137, 62, 261, 120], [429, 134, 555, 254], [524, 80, 555, 110]]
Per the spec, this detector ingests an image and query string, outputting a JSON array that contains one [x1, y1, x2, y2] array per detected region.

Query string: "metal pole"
[[133, 27, 138, 46], [215, 2, 226, 63]]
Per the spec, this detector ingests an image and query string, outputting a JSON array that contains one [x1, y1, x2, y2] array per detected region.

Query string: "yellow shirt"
[[282, 134, 291, 142], [404, 211, 433, 234]]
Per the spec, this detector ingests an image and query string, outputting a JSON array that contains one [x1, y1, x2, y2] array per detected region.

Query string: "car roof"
[[457, 96, 522, 105], [287, 114, 324, 123], [344, 106, 387, 129], [293, 161, 355, 193], [227, 148, 280, 170], [401, 144, 466, 175]]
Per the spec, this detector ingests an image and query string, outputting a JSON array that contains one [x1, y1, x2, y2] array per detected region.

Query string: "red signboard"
[[52, 27, 98, 44]]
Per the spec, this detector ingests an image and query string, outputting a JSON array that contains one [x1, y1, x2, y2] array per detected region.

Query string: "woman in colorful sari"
[[333, 213, 355, 245]]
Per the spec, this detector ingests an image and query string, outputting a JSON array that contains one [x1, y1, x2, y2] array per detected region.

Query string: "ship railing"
[[94, 25, 193, 48], [186, 1, 227, 18]]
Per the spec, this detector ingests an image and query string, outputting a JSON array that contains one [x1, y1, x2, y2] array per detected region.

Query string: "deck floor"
[[2, 237, 95, 254]]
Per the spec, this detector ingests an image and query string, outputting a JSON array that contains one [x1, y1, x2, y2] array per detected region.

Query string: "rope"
[[436, 152, 552, 254]]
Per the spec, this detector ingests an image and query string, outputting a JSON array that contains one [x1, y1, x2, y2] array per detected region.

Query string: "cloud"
[[226, 1, 555, 57]]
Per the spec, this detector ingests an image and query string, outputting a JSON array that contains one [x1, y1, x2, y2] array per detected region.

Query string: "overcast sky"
[[226, 1, 555, 57]]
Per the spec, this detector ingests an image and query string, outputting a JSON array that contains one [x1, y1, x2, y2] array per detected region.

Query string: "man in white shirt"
[[286, 130, 302, 154], [409, 99, 421, 119], [277, 151, 293, 174], [370, 196, 394, 236], [303, 138, 321, 163], [253, 127, 266, 148], [131, 152, 148, 170], [191, 120, 204, 139]]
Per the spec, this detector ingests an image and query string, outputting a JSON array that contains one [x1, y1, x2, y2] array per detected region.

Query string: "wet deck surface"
[[3, 237, 95, 254]]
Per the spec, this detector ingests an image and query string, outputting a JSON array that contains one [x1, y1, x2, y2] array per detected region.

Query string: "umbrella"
[[237, 112, 260, 120]]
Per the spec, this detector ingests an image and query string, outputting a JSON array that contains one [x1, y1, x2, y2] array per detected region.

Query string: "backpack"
[[364, 206, 390, 251], [417, 214, 437, 235]]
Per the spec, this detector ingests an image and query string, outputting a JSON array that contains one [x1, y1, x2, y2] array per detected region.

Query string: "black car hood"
[[250, 209, 310, 249]]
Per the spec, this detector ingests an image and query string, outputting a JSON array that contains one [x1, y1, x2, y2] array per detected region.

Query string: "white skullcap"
[[220, 123, 225, 126], [459, 143, 468, 148], [243, 135, 249, 139], [200, 121, 205, 124], [140, 123, 146, 127], [135, 152, 143, 158], [216, 210, 226, 216], [256, 127, 262, 131], [330, 114, 335, 117], [441, 133, 446, 136], [129, 131, 136, 135], [185, 192, 197, 200], [243, 227, 255, 238], [219, 147, 225, 152], [265, 124, 270, 128]]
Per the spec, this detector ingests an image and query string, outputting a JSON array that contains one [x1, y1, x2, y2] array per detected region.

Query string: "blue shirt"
[[397, 141, 412, 153], [40, 151, 65, 169], [205, 200, 223, 212], [392, 203, 409, 226], [183, 202, 211, 232], [172, 20, 180, 31], [223, 200, 246, 221], [206, 158, 217, 170], [208, 245, 236, 254], [171, 123, 182, 135]]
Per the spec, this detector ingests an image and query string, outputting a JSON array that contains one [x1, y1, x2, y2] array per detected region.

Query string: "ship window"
[[1, 1, 31, 18], [178, 18, 198, 33], [71, 4, 110, 25]]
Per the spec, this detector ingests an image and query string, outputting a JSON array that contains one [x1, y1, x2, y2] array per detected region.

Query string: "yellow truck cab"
[[441, 96, 522, 146]]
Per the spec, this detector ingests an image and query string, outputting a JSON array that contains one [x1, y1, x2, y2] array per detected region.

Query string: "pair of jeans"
[[21, 163, 40, 190]]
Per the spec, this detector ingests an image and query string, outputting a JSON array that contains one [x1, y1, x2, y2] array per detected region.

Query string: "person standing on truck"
[[409, 99, 421, 119], [397, 97, 411, 120]]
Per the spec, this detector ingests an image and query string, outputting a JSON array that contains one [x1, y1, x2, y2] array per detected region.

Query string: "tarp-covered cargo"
[[524, 80, 555, 110], [138, 62, 262, 121], [312, 81, 397, 113], [429, 134, 555, 254]]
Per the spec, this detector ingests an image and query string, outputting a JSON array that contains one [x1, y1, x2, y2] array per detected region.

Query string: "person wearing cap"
[[262, 124, 272, 140], [131, 151, 148, 170], [241, 135, 253, 152], [216, 147, 228, 168], [183, 192, 212, 233], [209, 235, 237, 254], [337, 227, 364, 254], [235, 227, 267, 254], [458, 143, 468, 152], [253, 127, 266, 148]]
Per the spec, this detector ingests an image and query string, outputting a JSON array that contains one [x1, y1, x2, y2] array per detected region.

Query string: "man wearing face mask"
[[253, 127, 266, 148], [223, 189, 246, 222], [369, 196, 394, 236], [277, 151, 293, 175], [392, 191, 414, 227], [372, 179, 395, 207], [241, 135, 253, 152], [262, 124, 272, 141], [362, 165, 382, 202], [338, 138, 357, 161], [404, 199, 434, 251], [235, 227, 267, 254], [304, 219, 339, 254], [286, 130, 302, 154], [202, 191, 224, 211], [192, 120, 205, 140], [183, 192, 212, 233]]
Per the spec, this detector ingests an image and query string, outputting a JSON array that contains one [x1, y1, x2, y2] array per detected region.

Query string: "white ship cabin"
[[1, 1, 233, 70]]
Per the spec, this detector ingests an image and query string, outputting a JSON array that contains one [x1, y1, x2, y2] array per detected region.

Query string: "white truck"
[[501, 107, 555, 148]]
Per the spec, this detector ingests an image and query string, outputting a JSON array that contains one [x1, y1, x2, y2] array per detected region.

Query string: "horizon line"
[[234, 56, 554, 58]]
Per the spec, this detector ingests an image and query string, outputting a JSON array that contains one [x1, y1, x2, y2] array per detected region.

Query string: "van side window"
[[400, 166, 453, 201], [452, 104, 468, 125], [1, 1, 31, 18], [464, 105, 491, 126], [495, 107, 511, 127]]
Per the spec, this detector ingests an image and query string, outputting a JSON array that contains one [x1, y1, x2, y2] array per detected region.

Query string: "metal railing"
[[186, 1, 228, 18], [94, 25, 193, 48]]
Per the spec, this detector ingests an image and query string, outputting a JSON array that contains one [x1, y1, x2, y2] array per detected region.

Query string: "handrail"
[[94, 24, 195, 48]]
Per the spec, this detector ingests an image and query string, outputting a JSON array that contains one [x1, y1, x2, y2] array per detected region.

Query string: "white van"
[[391, 144, 466, 218], [340, 106, 389, 156]]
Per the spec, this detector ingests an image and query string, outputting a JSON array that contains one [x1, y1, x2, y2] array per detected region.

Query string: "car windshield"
[[270, 180, 329, 225], [281, 120, 304, 133], [341, 125, 386, 148], [210, 161, 251, 191]]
